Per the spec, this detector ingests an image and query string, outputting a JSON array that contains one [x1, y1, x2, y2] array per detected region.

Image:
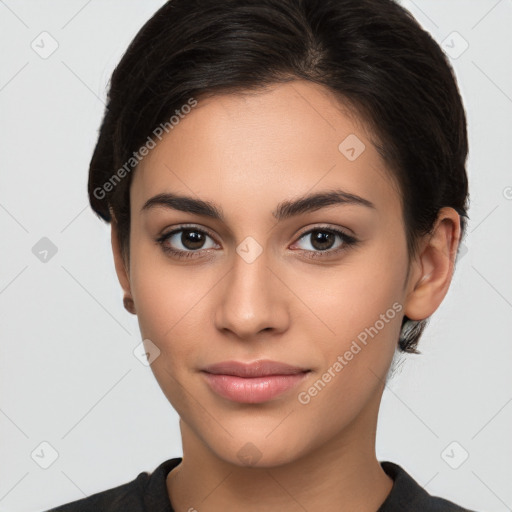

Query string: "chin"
[[203, 431, 312, 470]]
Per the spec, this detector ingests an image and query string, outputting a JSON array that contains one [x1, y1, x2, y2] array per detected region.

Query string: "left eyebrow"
[[140, 188, 376, 222], [273, 188, 376, 221]]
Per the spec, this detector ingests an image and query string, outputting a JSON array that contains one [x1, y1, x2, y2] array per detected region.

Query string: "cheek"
[[291, 241, 406, 396], [295, 242, 405, 337], [129, 242, 217, 362], [291, 268, 404, 438], [129, 254, 210, 415]]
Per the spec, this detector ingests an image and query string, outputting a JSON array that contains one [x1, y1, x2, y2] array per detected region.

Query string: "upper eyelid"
[[162, 224, 220, 244], [295, 224, 351, 237]]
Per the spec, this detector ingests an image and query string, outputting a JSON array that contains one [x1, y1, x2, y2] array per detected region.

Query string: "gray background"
[[0, 1, 511, 511]]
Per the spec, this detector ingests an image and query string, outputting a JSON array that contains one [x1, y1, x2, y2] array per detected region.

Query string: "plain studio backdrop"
[[0, 1, 511, 511]]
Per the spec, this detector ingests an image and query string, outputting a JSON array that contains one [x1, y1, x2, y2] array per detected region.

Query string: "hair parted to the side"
[[88, 0, 469, 354]]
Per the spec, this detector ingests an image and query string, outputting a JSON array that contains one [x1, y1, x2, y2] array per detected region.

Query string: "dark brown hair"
[[88, 0, 470, 353]]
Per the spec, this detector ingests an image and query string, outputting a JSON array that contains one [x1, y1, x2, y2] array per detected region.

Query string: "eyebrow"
[[141, 188, 376, 222]]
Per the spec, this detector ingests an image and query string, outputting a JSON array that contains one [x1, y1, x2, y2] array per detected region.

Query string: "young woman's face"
[[125, 80, 417, 466]]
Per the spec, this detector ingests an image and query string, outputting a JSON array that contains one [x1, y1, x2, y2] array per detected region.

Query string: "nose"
[[214, 245, 290, 341]]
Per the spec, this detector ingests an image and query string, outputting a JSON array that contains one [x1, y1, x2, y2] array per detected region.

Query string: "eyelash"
[[155, 224, 358, 261]]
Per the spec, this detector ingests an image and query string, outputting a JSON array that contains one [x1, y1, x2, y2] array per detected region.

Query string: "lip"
[[201, 360, 311, 403]]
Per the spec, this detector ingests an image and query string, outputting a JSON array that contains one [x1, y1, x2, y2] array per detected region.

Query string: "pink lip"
[[201, 360, 311, 403]]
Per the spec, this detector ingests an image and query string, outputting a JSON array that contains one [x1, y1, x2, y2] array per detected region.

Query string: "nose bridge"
[[230, 235, 273, 311], [215, 235, 287, 337]]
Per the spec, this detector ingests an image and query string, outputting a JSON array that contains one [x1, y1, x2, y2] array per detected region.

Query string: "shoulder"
[[43, 458, 182, 512], [44, 476, 146, 512], [379, 461, 478, 512]]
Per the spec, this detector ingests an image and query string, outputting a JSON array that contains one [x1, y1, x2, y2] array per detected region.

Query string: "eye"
[[156, 224, 358, 261], [156, 225, 218, 259], [291, 226, 358, 259]]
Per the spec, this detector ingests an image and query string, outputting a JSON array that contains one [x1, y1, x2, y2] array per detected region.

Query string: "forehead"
[[130, 80, 400, 219]]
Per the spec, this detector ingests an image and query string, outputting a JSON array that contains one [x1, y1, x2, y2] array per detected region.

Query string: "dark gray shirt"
[[44, 458, 476, 511]]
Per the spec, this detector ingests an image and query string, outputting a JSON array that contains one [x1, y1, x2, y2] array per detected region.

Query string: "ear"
[[111, 216, 136, 315], [403, 207, 462, 321]]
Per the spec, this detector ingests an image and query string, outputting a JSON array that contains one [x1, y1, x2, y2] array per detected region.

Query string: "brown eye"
[[308, 230, 337, 251], [156, 225, 218, 259], [291, 226, 358, 260], [179, 229, 207, 250]]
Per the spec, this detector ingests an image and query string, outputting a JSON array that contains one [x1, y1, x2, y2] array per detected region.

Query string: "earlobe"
[[403, 207, 461, 321], [111, 217, 136, 315], [123, 295, 136, 315]]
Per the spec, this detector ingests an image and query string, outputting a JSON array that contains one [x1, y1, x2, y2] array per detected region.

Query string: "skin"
[[111, 79, 461, 512]]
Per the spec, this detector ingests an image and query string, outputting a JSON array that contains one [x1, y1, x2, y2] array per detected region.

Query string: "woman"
[[47, 0, 476, 510]]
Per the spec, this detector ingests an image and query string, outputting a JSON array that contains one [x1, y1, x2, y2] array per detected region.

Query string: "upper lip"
[[202, 360, 310, 377]]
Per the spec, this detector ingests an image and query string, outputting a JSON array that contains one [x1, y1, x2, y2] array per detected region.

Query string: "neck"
[[166, 391, 393, 512]]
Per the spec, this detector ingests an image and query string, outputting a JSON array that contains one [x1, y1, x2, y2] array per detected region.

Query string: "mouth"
[[201, 360, 311, 403]]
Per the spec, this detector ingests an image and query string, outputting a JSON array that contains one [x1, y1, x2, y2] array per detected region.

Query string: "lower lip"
[[202, 372, 310, 403]]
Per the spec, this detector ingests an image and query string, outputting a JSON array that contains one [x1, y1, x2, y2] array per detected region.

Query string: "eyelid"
[[294, 223, 353, 239], [159, 223, 220, 243]]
